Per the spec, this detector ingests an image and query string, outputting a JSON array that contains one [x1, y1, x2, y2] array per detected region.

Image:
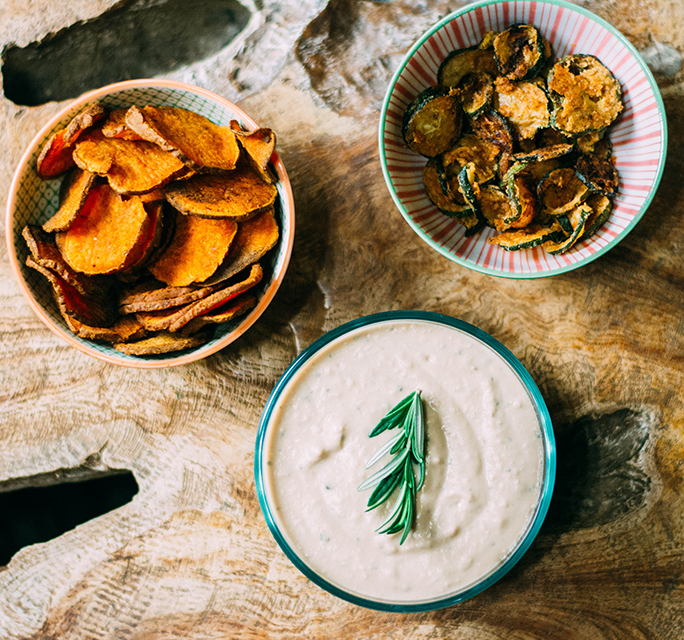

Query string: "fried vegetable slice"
[[230, 120, 277, 183], [494, 24, 546, 81], [461, 212, 486, 236], [537, 167, 590, 216], [120, 283, 218, 314], [402, 87, 463, 157], [22, 224, 108, 297], [548, 54, 623, 136], [125, 106, 240, 172], [582, 194, 613, 238], [64, 314, 146, 343], [121, 200, 168, 273], [494, 77, 550, 139], [477, 186, 516, 231], [25, 255, 117, 327], [575, 153, 619, 197], [164, 164, 277, 220], [148, 213, 238, 287], [56, 184, 152, 275], [114, 330, 212, 356], [438, 47, 499, 87], [42, 168, 97, 233], [202, 208, 280, 286], [488, 222, 563, 250], [457, 163, 480, 213], [180, 294, 257, 335], [543, 203, 591, 254], [422, 159, 471, 217], [73, 134, 189, 195], [443, 133, 501, 185], [36, 103, 107, 179], [514, 143, 574, 164], [100, 109, 145, 140], [505, 173, 537, 228], [453, 72, 494, 118]]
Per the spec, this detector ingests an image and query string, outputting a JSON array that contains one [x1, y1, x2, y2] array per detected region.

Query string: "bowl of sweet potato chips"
[[6, 80, 294, 367]]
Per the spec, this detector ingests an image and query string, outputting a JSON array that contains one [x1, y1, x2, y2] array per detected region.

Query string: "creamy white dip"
[[263, 319, 545, 603]]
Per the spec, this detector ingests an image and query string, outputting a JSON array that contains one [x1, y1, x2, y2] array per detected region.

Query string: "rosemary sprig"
[[357, 390, 425, 545]]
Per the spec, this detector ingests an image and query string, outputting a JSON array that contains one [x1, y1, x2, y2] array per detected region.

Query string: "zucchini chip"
[[582, 194, 613, 239], [443, 133, 501, 185], [402, 87, 463, 157], [438, 47, 499, 87], [514, 143, 574, 164], [591, 136, 613, 161], [488, 222, 563, 250], [477, 185, 516, 231], [537, 167, 590, 216], [543, 203, 591, 254], [471, 109, 515, 155], [457, 163, 481, 213], [494, 24, 546, 81], [461, 212, 486, 236], [478, 31, 498, 50], [548, 54, 623, 136], [575, 154, 619, 197], [493, 77, 550, 139], [453, 72, 494, 118], [506, 173, 537, 228], [423, 159, 471, 217]]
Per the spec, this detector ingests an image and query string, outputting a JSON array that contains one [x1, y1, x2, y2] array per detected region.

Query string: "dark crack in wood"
[[2, 0, 252, 106]]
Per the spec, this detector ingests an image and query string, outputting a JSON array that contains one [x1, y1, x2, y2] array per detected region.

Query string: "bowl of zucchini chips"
[[379, 0, 667, 278]]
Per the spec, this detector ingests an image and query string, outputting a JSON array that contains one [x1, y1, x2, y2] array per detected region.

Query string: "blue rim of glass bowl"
[[378, 0, 668, 279], [255, 310, 556, 612]]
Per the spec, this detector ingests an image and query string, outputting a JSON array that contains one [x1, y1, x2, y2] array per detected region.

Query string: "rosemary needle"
[[357, 390, 426, 545]]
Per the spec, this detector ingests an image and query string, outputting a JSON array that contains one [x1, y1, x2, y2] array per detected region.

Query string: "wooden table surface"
[[1, 1, 683, 638]]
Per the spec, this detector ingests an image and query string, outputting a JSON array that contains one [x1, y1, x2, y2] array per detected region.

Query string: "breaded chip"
[[180, 294, 256, 335], [36, 103, 107, 179], [230, 120, 276, 183], [56, 184, 152, 275], [168, 263, 262, 332], [203, 208, 279, 286], [149, 214, 238, 286], [65, 314, 146, 343], [126, 106, 240, 171], [113, 330, 212, 356], [22, 225, 110, 297], [43, 169, 98, 233], [73, 134, 189, 195], [26, 255, 117, 327], [164, 165, 277, 220], [100, 108, 144, 140]]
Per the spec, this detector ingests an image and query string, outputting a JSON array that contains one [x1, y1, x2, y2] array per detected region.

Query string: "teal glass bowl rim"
[[378, 0, 668, 280], [255, 310, 556, 612]]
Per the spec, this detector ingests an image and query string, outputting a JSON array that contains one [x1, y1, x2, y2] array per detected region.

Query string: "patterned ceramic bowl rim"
[[379, 0, 668, 279], [6, 79, 295, 368]]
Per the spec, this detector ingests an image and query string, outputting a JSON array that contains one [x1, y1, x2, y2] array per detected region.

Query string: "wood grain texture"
[[1, 1, 683, 638]]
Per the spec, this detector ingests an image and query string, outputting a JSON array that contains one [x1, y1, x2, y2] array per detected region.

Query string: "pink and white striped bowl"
[[379, 0, 667, 278]]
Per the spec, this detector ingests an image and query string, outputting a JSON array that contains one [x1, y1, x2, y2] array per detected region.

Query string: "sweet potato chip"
[[119, 201, 168, 274], [180, 294, 256, 335], [22, 225, 110, 297], [56, 184, 152, 275], [113, 330, 212, 356], [120, 282, 219, 314], [65, 314, 146, 343], [203, 208, 279, 286], [168, 263, 263, 332], [43, 169, 98, 233], [148, 214, 238, 286], [36, 103, 107, 179], [73, 134, 189, 194], [26, 255, 117, 327], [230, 120, 276, 183], [164, 164, 277, 220], [100, 108, 144, 140], [126, 106, 240, 171]]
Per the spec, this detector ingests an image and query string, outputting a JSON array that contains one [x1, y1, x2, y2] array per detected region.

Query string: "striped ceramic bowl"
[[379, 0, 667, 278], [6, 80, 295, 368]]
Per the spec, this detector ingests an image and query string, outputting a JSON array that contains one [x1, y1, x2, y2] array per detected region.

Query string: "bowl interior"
[[380, 0, 667, 278], [9, 82, 293, 366], [255, 311, 556, 611]]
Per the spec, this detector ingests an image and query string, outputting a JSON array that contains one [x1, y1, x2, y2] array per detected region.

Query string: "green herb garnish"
[[357, 390, 425, 545]]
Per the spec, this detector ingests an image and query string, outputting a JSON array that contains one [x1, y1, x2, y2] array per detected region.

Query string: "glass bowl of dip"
[[255, 311, 555, 612]]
